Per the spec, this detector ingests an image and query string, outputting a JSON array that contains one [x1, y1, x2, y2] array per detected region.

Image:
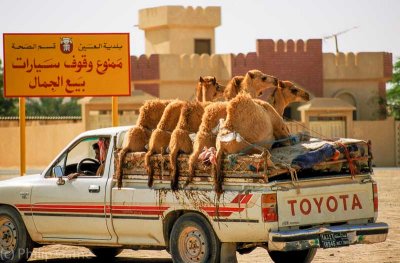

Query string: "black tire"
[[170, 213, 221, 263], [267, 247, 317, 263], [0, 206, 34, 263], [89, 247, 123, 259]]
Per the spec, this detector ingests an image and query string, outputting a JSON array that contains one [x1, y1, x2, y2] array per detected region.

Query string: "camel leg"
[[187, 147, 202, 186], [117, 148, 128, 189], [145, 149, 154, 187], [213, 148, 224, 196], [169, 145, 180, 191]]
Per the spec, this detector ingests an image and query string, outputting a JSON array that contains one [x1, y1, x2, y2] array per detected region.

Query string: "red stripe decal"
[[240, 194, 253, 204], [15, 204, 31, 208], [15, 204, 170, 217], [231, 194, 245, 203]]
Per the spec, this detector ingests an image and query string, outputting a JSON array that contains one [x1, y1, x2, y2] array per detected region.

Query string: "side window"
[[46, 136, 111, 178], [45, 153, 67, 178]]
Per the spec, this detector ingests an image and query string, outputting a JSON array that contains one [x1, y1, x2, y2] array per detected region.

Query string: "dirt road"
[[2, 168, 398, 262]]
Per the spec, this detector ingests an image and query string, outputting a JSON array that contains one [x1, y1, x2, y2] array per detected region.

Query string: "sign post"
[[3, 33, 131, 175], [112, 96, 119, 126], [19, 98, 26, 175]]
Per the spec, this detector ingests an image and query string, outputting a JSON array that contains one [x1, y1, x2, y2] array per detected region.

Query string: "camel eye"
[[261, 76, 267, 81]]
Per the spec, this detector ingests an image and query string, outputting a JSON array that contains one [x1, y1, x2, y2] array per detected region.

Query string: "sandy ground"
[[1, 168, 399, 262]]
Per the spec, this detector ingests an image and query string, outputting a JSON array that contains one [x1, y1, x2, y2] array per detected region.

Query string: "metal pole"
[[334, 35, 339, 53], [19, 97, 26, 176], [112, 96, 119, 127]]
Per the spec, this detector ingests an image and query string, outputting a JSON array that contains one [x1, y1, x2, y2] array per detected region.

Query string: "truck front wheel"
[[0, 206, 34, 263], [170, 213, 221, 263], [267, 248, 317, 263]]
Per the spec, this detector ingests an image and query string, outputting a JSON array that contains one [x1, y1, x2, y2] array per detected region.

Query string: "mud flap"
[[220, 242, 238, 263]]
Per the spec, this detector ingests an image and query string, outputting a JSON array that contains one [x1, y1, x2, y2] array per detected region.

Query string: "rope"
[[237, 133, 298, 155], [283, 116, 334, 142], [336, 142, 367, 179]]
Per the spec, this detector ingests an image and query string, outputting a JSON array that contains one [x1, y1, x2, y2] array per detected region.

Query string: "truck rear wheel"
[[0, 206, 33, 263], [170, 213, 221, 263], [267, 248, 317, 263]]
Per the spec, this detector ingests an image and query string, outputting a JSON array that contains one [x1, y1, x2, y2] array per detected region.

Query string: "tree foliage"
[[0, 60, 18, 116], [387, 58, 400, 119]]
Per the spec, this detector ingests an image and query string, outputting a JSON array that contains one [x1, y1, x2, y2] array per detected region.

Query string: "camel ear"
[[199, 76, 204, 83], [234, 77, 242, 87], [247, 71, 255, 79], [279, 80, 286, 88], [212, 76, 216, 85]]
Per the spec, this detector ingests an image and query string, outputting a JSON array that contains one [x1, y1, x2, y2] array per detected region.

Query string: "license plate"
[[319, 232, 350, 248]]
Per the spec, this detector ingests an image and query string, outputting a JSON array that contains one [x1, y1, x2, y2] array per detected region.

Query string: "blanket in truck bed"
[[115, 137, 371, 183]]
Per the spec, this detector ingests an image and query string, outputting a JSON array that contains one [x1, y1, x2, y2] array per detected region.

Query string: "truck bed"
[[115, 138, 372, 186]]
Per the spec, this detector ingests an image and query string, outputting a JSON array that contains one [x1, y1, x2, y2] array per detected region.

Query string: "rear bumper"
[[268, 222, 388, 251]]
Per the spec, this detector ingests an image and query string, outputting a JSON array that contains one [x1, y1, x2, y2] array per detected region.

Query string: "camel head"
[[244, 69, 279, 97], [196, 76, 225, 102], [278, 80, 310, 103], [258, 81, 310, 116]]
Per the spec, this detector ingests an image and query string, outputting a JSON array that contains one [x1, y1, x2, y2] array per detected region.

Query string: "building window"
[[194, 39, 211, 55]]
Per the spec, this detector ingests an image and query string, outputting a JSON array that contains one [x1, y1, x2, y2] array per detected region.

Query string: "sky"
[[1, 0, 400, 62]]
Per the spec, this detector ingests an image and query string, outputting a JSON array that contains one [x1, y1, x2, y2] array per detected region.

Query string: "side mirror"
[[53, 166, 65, 185]]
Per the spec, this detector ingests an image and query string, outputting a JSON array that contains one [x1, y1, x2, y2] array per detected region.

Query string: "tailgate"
[[277, 182, 374, 228]]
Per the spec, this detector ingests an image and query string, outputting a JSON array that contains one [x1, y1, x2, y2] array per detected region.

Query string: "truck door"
[[30, 136, 112, 240]]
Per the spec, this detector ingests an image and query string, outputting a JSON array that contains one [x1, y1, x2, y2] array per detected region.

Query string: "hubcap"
[[0, 216, 17, 254], [178, 226, 207, 262]]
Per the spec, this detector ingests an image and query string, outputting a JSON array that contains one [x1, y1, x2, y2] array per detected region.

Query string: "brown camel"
[[145, 76, 224, 188], [169, 101, 210, 190], [213, 94, 291, 194], [116, 99, 170, 188]]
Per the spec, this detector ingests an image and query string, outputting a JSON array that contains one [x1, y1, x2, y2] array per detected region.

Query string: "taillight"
[[373, 182, 378, 213], [262, 193, 278, 222]]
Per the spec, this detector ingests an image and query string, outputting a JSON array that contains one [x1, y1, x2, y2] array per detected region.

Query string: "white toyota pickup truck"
[[0, 126, 388, 263]]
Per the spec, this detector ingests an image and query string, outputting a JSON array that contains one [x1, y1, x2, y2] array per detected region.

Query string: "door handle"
[[88, 185, 100, 193]]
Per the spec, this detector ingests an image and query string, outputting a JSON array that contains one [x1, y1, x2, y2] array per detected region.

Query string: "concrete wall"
[[0, 122, 84, 169], [323, 52, 392, 120], [353, 118, 396, 167]]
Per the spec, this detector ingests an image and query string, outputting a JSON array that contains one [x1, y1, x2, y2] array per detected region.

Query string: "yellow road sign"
[[3, 33, 131, 97]]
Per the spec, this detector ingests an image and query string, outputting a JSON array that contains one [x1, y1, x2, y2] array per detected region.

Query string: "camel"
[[186, 78, 311, 186], [117, 76, 223, 189], [186, 70, 278, 186], [116, 99, 170, 188], [223, 70, 278, 100], [168, 101, 210, 190], [196, 76, 225, 102], [187, 101, 228, 185], [145, 76, 224, 188], [213, 94, 291, 194], [258, 80, 310, 116]]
